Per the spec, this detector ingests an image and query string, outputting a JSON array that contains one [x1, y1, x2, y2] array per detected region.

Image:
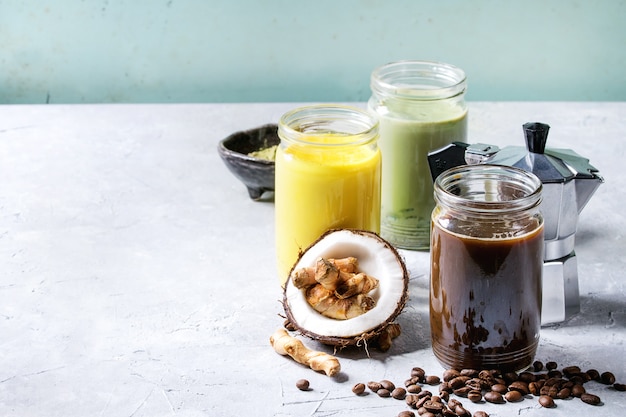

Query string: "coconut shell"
[[282, 229, 409, 348]]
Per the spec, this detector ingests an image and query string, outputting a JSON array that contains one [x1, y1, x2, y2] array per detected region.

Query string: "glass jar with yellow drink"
[[275, 105, 381, 286], [368, 60, 468, 250]]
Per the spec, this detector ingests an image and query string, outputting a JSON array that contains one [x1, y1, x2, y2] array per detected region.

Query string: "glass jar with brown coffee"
[[430, 165, 544, 372]]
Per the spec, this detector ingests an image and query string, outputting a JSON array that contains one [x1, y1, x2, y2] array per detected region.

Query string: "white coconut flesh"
[[284, 229, 408, 339]]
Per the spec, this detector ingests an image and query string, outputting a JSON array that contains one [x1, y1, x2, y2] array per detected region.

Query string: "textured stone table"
[[1, 102, 624, 416]]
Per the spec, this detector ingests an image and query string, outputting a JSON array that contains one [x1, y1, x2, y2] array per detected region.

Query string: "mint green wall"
[[1, 0, 624, 103]]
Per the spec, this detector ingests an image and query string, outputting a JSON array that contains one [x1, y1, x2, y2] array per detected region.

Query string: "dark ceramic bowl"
[[218, 124, 279, 200]]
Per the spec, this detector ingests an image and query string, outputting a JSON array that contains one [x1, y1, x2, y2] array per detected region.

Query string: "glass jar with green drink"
[[368, 60, 467, 250]]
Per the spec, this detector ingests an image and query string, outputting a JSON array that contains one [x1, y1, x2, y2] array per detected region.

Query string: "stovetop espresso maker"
[[428, 122, 604, 325]]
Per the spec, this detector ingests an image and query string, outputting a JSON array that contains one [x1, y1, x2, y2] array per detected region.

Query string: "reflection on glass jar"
[[430, 165, 544, 372]]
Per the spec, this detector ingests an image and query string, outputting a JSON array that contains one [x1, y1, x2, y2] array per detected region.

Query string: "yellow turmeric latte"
[[275, 134, 381, 286]]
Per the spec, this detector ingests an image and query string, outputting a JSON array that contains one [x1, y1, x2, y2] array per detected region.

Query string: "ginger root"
[[290, 256, 379, 320], [334, 272, 378, 299], [270, 328, 341, 377], [306, 283, 375, 319]]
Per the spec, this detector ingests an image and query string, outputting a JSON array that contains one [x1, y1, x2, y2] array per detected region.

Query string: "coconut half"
[[283, 229, 409, 348]]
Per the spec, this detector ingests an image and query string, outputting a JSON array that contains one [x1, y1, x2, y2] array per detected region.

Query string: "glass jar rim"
[[434, 164, 543, 214], [371, 60, 466, 100], [278, 104, 379, 147]]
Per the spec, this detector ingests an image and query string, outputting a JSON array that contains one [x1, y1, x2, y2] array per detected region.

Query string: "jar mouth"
[[434, 164, 543, 214], [371, 60, 466, 100], [278, 104, 379, 147]]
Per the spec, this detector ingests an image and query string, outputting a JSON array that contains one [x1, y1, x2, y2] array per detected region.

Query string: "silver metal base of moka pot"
[[541, 251, 580, 325]]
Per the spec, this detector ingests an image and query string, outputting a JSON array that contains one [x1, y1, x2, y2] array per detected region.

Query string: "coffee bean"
[[449, 376, 470, 389], [466, 378, 483, 391], [586, 369, 600, 381], [423, 399, 444, 413], [420, 412, 436, 417], [508, 381, 530, 395], [473, 412, 489, 417], [528, 381, 542, 395], [405, 377, 419, 387], [439, 390, 450, 402], [412, 367, 426, 379], [447, 398, 462, 409], [352, 382, 365, 395], [453, 386, 472, 397], [425, 375, 441, 385], [568, 374, 586, 385], [546, 361, 558, 371], [398, 411, 415, 417], [538, 395, 555, 408], [405, 394, 418, 407], [380, 379, 396, 391], [367, 381, 382, 392], [547, 386, 559, 399], [468, 390, 482, 403], [407, 384, 422, 394], [504, 390, 523, 402], [614, 382, 626, 391], [557, 387, 571, 399], [571, 384, 586, 397], [502, 372, 518, 384], [533, 360, 544, 372], [601, 371, 616, 385], [454, 404, 471, 417], [442, 407, 456, 417], [392, 387, 407, 400], [439, 381, 452, 393], [484, 391, 505, 404], [562, 366, 581, 377], [518, 372, 536, 383], [460, 369, 479, 378], [490, 384, 508, 394], [547, 369, 562, 379], [296, 379, 310, 390], [417, 390, 432, 399], [478, 370, 494, 381], [377, 388, 391, 397], [581, 393, 601, 405], [415, 395, 431, 409], [443, 369, 461, 381]]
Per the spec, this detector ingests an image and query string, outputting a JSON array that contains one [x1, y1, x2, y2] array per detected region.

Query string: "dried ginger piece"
[[290, 256, 379, 320], [270, 328, 341, 377], [306, 284, 375, 320], [334, 272, 378, 299]]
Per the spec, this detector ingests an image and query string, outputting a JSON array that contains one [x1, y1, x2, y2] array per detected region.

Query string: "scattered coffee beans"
[[295, 379, 309, 391], [348, 359, 621, 414]]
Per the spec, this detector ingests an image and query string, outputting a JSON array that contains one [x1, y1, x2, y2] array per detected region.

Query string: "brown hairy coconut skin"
[[282, 229, 409, 349]]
